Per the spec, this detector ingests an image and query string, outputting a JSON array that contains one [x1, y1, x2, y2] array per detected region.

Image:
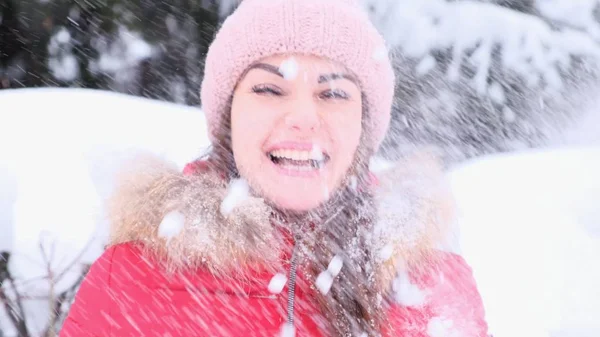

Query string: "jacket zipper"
[[286, 242, 298, 325]]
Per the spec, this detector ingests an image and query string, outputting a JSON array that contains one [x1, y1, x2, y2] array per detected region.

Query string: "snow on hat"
[[201, 0, 395, 150]]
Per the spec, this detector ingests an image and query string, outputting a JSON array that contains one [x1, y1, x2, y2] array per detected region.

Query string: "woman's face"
[[230, 54, 363, 211]]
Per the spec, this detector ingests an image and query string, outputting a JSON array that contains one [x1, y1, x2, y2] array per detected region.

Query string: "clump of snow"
[[368, 156, 395, 174], [392, 271, 428, 307], [316, 271, 334, 295], [416, 55, 436, 76], [502, 106, 516, 123], [327, 255, 343, 277], [47, 27, 80, 82], [90, 26, 154, 86], [311, 144, 324, 161], [372, 45, 389, 62], [268, 273, 287, 294], [279, 57, 299, 81], [427, 316, 457, 337], [349, 175, 358, 191], [488, 82, 506, 105], [158, 211, 185, 239], [220, 178, 250, 216], [378, 244, 394, 261], [280, 323, 296, 337]]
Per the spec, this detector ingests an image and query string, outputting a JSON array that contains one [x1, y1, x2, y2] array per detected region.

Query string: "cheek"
[[330, 110, 363, 161], [230, 98, 276, 169]]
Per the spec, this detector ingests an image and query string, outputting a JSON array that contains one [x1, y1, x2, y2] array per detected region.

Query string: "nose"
[[284, 96, 321, 133]]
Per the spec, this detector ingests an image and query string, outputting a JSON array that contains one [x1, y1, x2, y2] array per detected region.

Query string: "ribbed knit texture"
[[201, 0, 395, 150]]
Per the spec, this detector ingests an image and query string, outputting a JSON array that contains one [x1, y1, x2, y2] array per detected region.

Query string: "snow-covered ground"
[[450, 148, 600, 337], [0, 88, 599, 336]]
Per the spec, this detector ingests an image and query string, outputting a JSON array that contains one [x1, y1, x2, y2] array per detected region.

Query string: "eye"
[[319, 89, 350, 100], [251, 84, 283, 96]]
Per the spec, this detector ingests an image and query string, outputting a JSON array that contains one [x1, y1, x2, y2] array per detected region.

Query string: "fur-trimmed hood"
[[108, 153, 457, 289]]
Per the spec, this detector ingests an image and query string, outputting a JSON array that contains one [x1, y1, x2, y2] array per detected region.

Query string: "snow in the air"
[[378, 244, 394, 261], [220, 178, 250, 216], [368, 156, 395, 174], [310, 144, 324, 162], [268, 273, 288, 294], [392, 271, 428, 307], [158, 211, 186, 239], [327, 255, 344, 277], [279, 57, 299, 81], [427, 316, 457, 337], [315, 270, 335, 295], [47, 27, 79, 82], [91, 27, 154, 80]]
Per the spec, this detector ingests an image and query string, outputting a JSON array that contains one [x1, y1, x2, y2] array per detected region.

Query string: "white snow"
[[450, 147, 600, 337], [378, 244, 394, 262], [392, 271, 428, 307], [91, 26, 154, 85], [367, 0, 600, 96], [427, 316, 457, 337], [310, 144, 324, 161], [326, 255, 343, 277], [158, 211, 185, 239], [268, 273, 287, 294], [279, 57, 299, 81], [368, 156, 395, 174], [280, 322, 296, 337], [372, 45, 389, 62], [220, 178, 250, 216], [47, 27, 79, 82], [315, 271, 334, 295]]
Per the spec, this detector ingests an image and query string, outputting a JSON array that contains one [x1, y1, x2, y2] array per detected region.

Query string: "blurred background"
[[1, 0, 599, 336]]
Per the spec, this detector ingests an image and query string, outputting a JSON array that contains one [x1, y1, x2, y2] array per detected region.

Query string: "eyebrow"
[[244, 62, 358, 85]]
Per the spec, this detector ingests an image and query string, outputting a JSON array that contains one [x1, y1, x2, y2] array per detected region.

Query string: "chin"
[[270, 196, 325, 213]]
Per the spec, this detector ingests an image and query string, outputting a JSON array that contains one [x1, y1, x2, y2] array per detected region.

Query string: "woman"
[[61, 0, 488, 336]]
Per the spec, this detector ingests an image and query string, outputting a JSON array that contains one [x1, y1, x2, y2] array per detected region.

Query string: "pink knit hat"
[[201, 0, 395, 150]]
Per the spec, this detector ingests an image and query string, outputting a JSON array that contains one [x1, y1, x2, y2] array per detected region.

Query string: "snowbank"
[[0, 88, 208, 335], [450, 148, 600, 337]]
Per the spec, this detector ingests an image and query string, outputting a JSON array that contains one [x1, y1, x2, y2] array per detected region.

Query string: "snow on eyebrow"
[[279, 57, 299, 80]]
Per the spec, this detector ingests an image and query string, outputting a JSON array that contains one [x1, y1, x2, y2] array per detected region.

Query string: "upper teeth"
[[270, 149, 324, 161]]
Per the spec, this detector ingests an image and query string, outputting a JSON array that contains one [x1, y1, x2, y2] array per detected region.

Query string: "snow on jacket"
[[60, 156, 489, 336]]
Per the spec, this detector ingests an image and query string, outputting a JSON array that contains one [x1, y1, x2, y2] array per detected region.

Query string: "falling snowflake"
[[379, 244, 394, 261], [327, 255, 343, 277], [158, 211, 185, 239], [268, 273, 287, 294], [372, 45, 388, 62], [280, 323, 296, 337], [427, 316, 458, 337], [220, 178, 250, 216], [310, 144, 324, 161], [393, 271, 428, 307], [316, 271, 334, 295]]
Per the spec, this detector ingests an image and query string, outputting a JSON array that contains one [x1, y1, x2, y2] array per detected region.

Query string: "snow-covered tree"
[[365, 0, 600, 162]]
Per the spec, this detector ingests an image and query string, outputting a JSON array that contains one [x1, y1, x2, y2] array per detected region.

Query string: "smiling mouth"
[[267, 149, 330, 170]]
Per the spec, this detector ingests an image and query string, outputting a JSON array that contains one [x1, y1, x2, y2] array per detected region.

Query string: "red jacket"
[[61, 159, 489, 336]]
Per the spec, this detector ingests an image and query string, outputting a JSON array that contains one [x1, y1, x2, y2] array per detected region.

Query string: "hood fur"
[[108, 152, 456, 286]]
